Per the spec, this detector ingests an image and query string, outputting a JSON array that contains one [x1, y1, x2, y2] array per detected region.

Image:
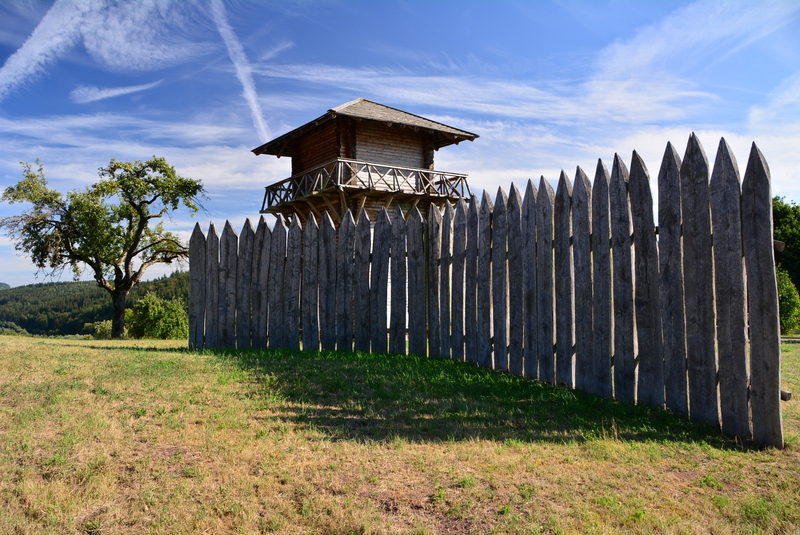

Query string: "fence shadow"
[[209, 347, 743, 450]]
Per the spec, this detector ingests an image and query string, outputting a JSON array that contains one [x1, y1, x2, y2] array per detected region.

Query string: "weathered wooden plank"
[[658, 143, 688, 415], [440, 203, 453, 359], [189, 223, 206, 349], [681, 134, 719, 426], [554, 172, 574, 388], [591, 161, 613, 399], [285, 216, 303, 351], [522, 180, 538, 379], [335, 211, 356, 352], [219, 221, 238, 348], [371, 208, 391, 353], [451, 199, 468, 362], [536, 177, 555, 384], [354, 210, 372, 353], [492, 188, 509, 371], [742, 142, 783, 449], [302, 214, 320, 351], [389, 207, 407, 355], [268, 218, 287, 349], [477, 191, 494, 369], [465, 197, 479, 365], [629, 152, 664, 408], [407, 206, 427, 356], [252, 217, 271, 349], [572, 167, 592, 391], [710, 138, 749, 439], [204, 222, 220, 348], [507, 184, 524, 376], [428, 204, 443, 357], [236, 219, 255, 348], [319, 212, 337, 351], [610, 155, 635, 404]]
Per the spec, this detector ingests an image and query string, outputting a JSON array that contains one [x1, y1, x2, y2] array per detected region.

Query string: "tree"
[[773, 196, 800, 290], [777, 268, 800, 335], [0, 157, 204, 338], [128, 292, 188, 340]]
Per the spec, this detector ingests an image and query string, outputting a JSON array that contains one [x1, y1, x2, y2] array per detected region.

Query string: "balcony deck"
[[260, 158, 471, 223]]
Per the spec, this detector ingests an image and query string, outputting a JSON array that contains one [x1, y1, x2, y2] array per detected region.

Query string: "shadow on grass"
[[203, 346, 740, 449]]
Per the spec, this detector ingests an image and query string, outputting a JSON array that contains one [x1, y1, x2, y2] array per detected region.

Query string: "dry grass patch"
[[0, 335, 798, 534]]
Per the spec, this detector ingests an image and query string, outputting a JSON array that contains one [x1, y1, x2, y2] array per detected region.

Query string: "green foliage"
[[0, 320, 29, 336], [0, 271, 188, 336], [0, 157, 203, 338], [88, 310, 132, 339], [773, 196, 800, 290], [127, 292, 188, 340], [778, 268, 800, 335], [0, 283, 10, 290]]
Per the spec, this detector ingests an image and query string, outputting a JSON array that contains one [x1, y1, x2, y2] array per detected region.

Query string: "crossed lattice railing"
[[261, 158, 471, 212]]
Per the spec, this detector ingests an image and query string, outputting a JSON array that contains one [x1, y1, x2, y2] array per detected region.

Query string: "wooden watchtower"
[[252, 98, 478, 225]]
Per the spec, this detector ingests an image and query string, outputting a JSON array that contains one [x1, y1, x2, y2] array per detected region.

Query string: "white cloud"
[[80, 1, 205, 72], [0, 0, 207, 103], [210, 0, 270, 143], [0, 0, 87, 101], [69, 80, 163, 104]]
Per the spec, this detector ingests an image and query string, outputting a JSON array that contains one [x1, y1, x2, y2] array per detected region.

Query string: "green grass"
[[0, 335, 798, 534]]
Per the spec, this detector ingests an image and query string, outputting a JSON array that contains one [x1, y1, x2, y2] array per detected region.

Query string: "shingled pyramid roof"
[[252, 98, 478, 157]]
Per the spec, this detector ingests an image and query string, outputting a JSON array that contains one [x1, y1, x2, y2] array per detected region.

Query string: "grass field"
[[0, 336, 798, 534]]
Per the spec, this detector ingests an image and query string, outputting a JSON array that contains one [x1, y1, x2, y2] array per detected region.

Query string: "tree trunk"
[[111, 290, 128, 339]]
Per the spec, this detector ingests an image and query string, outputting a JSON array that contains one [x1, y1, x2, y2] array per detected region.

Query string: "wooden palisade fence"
[[189, 135, 784, 449]]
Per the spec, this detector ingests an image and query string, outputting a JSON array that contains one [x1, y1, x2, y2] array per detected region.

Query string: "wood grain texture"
[[389, 207, 407, 355], [335, 211, 356, 352], [451, 200, 468, 362], [371, 208, 391, 353], [507, 184, 524, 376], [536, 177, 555, 385], [477, 191, 494, 369], [354, 210, 372, 353], [219, 221, 238, 349], [252, 217, 271, 350], [428, 204, 443, 357], [189, 223, 206, 349], [591, 161, 613, 399], [680, 134, 719, 427], [465, 197, 479, 365], [629, 152, 664, 408], [710, 138, 749, 439], [610, 155, 635, 404], [319, 212, 337, 350], [554, 172, 574, 388], [742, 142, 783, 449], [407, 207, 427, 356], [302, 214, 320, 351], [285, 216, 303, 350], [572, 168, 592, 391], [268, 219, 287, 349], [492, 188, 509, 371], [205, 222, 219, 348], [522, 180, 539, 380], [440, 203, 453, 359], [657, 143, 688, 415], [236, 219, 255, 348]]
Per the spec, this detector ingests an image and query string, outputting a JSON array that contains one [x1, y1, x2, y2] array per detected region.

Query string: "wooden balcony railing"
[[261, 158, 471, 212]]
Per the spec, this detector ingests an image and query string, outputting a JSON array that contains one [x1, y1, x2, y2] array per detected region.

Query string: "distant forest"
[[0, 271, 189, 336]]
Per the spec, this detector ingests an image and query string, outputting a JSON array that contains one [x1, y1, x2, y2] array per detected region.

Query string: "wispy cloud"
[[0, 0, 87, 101], [79, 1, 204, 73], [70, 80, 163, 104], [210, 0, 270, 143], [0, 0, 206, 103]]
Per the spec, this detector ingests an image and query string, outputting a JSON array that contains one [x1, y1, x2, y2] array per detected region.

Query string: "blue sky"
[[1, 0, 799, 287]]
